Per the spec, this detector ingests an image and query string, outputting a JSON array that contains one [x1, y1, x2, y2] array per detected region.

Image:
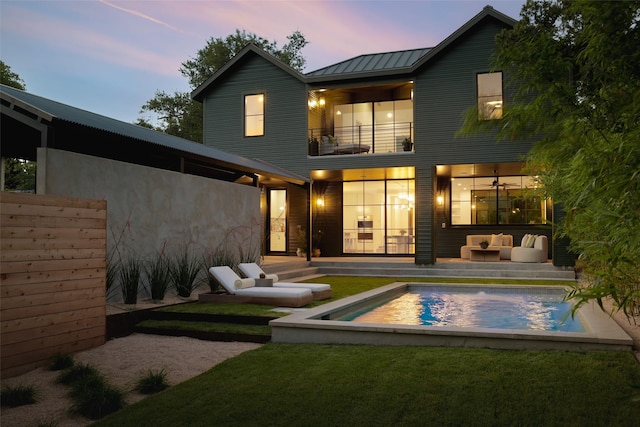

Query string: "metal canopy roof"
[[1, 84, 308, 185]]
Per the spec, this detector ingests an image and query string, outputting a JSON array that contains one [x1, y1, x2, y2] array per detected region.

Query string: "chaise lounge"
[[238, 263, 332, 300], [203, 266, 314, 307]]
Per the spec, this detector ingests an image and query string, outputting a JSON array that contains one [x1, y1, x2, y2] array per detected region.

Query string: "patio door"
[[269, 189, 287, 252]]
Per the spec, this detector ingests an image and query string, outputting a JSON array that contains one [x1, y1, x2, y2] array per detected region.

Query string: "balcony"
[[308, 122, 413, 156]]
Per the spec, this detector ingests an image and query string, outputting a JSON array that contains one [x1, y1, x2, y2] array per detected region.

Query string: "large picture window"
[[477, 72, 502, 120], [245, 93, 264, 136], [451, 176, 547, 225]]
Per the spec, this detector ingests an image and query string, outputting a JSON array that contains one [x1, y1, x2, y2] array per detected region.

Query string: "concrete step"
[[262, 258, 575, 281], [312, 266, 574, 280]]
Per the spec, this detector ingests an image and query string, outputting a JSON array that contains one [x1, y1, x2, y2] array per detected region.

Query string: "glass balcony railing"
[[308, 122, 413, 156]]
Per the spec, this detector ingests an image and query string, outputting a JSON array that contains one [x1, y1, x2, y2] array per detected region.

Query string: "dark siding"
[[415, 167, 435, 264], [287, 184, 308, 255], [415, 19, 532, 166], [202, 54, 308, 175]]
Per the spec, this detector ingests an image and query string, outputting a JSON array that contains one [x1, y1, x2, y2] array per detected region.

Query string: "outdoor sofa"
[[511, 234, 548, 263], [460, 234, 513, 260]]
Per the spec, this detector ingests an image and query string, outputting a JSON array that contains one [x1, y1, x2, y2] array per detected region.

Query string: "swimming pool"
[[340, 286, 584, 332], [270, 283, 633, 351]]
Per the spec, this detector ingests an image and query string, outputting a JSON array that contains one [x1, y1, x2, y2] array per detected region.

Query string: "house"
[[192, 6, 573, 265]]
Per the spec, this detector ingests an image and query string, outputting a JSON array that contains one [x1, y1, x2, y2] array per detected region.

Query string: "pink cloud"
[[2, 5, 184, 77]]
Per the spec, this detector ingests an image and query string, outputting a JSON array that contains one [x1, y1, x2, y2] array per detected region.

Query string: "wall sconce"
[[316, 197, 325, 207], [437, 195, 444, 206]]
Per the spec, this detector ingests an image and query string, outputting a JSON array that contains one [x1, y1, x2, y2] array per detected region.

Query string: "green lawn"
[[95, 276, 639, 426], [94, 344, 640, 426]]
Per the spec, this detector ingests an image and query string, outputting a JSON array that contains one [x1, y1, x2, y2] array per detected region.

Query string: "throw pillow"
[[234, 278, 255, 289], [490, 233, 503, 247], [521, 234, 530, 247], [526, 235, 537, 248]]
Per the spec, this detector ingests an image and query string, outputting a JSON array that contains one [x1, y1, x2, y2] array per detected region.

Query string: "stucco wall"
[[37, 148, 261, 293]]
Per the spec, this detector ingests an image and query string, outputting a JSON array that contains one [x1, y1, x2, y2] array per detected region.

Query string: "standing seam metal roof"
[[305, 47, 431, 77]]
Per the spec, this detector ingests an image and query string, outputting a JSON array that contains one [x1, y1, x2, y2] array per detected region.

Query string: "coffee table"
[[469, 248, 500, 262]]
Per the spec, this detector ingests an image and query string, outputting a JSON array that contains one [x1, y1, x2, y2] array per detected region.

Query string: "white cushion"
[[238, 263, 279, 282], [521, 234, 530, 247], [234, 278, 255, 289], [270, 282, 331, 292], [526, 235, 537, 248], [234, 286, 312, 298], [490, 233, 503, 247], [209, 266, 241, 294]]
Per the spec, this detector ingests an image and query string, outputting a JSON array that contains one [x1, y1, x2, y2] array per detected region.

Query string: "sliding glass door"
[[343, 180, 415, 254]]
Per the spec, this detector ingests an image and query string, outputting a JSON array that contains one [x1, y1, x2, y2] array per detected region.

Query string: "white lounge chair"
[[205, 266, 313, 307], [237, 263, 332, 300]]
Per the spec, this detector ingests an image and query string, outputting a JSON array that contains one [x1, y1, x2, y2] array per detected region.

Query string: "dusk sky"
[[1, 1, 526, 125]]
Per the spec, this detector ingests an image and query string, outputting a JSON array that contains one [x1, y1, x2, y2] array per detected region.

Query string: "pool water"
[[341, 287, 584, 332]]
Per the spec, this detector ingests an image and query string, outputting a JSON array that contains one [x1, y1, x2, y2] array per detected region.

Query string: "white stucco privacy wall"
[[37, 147, 260, 270]]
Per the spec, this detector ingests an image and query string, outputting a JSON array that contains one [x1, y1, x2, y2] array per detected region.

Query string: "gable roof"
[[192, 43, 305, 101], [191, 6, 517, 93], [408, 5, 516, 72], [306, 6, 516, 83], [0, 84, 308, 185]]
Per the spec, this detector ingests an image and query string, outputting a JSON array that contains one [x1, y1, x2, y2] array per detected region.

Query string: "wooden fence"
[[1, 192, 107, 378]]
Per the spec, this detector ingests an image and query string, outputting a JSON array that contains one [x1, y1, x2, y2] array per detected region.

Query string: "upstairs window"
[[477, 72, 502, 120], [245, 93, 264, 136]]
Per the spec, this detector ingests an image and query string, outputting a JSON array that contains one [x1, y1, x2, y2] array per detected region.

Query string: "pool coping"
[[270, 283, 633, 351]]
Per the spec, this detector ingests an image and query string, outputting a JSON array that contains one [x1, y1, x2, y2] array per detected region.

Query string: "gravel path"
[[1, 335, 261, 427]]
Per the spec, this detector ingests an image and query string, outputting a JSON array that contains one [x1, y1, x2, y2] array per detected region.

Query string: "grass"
[[93, 344, 640, 426], [56, 363, 103, 386], [137, 320, 271, 336], [49, 353, 74, 371], [135, 369, 169, 394], [1, 384, 37, 407]]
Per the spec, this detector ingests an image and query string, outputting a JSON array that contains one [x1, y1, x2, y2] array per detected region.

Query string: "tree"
[[461, 0, 640, 318], [1, 61, 35, 192], [139, 29, 308, 142], [1, 60, 26, 90]]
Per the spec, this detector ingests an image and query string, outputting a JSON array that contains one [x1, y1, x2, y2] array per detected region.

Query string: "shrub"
[[69, 375, 124, 420], [56, 363, 102, 386], [135, 369, 169, 394], [119, 257, 142, 304], [49, 353, 74, 371], [145, 251, 170, 301], [168, 247, 201, 298], [1, 384, 37, 407], [106, 257, 119, 299]]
